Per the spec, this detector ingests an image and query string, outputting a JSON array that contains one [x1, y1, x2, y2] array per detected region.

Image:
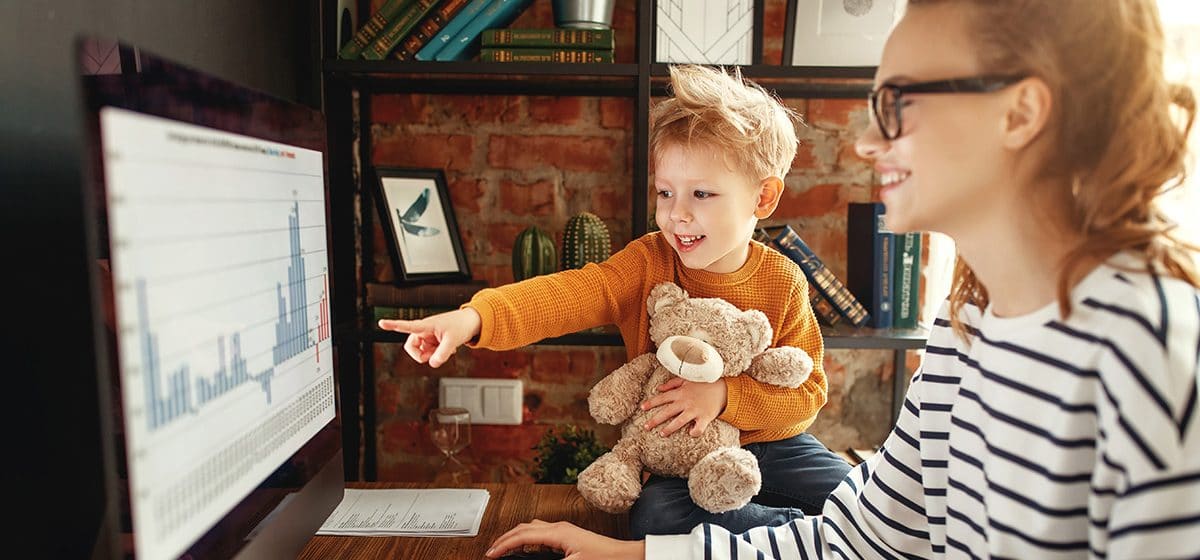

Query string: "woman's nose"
[[855, 123, 886, 160]]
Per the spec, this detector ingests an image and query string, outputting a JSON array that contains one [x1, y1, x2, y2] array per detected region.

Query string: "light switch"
[[439, 378, 523, 425]]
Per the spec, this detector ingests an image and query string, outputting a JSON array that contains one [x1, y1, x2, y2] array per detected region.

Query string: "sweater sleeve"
[[720, 281, 828, 433], [464, 242, 646, 351]]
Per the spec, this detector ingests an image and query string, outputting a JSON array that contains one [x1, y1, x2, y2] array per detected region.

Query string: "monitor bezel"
[[76, 36, 344, 560]]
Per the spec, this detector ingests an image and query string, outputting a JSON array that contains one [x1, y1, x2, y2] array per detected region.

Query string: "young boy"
[[378, 64, 849, 538]]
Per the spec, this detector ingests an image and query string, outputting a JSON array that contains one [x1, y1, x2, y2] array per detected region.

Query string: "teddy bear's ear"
[[740, 309, 773, 354], [647, 282, 687, 317]]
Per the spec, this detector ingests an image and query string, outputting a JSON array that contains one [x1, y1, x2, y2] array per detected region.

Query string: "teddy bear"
[[576, 282, 814, 514]]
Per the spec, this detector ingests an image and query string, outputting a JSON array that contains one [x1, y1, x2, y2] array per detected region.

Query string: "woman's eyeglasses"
[[868, 75, 1027, 140]]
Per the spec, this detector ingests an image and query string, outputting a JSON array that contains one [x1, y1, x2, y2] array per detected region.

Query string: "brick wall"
[[366, 0, 901, 483]]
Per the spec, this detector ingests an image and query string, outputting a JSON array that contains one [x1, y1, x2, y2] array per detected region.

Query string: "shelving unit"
[[320, 0, 920, 480]]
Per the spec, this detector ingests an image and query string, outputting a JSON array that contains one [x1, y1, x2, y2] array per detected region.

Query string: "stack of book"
[[847, 203, 923, 330], [338, 0, 536, 62], [368, 280, 488, 324], [756, 225, 871, 328], [757, 222, 923, 330], [480, 28, 615, 64]]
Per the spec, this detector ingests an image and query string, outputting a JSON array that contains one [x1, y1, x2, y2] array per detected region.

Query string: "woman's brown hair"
[[908, 0, 1198, 340]]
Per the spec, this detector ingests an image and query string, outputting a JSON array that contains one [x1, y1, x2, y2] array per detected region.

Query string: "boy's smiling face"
[[653, 143, 770, 274]]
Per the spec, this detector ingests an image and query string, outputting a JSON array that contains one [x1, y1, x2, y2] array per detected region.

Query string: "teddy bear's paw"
[[688, 447, 761, 514], [750, 347, 814, 388], [577, 453, 642, 514]]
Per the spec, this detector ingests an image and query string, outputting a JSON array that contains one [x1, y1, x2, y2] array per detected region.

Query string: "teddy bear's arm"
[[588, 352, 659, 425], [744, 346, 814, 389]]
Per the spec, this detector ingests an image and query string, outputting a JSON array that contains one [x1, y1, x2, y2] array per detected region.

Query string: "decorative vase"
[[551, 0, 616, 30]]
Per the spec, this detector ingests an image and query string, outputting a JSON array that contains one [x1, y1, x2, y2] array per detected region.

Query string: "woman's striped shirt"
[[647, 252, 1200, 559]]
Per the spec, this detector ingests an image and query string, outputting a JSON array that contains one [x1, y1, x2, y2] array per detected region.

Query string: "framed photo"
[[784, 0, 903, 69], [374, 167, 470, 283], [656, 0, 756, 65]]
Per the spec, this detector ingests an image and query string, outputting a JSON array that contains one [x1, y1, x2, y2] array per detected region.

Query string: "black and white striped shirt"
[[647, 253, 1200, 559]]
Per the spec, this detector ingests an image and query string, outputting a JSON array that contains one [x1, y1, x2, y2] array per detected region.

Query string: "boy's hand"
[[377, 307, 481, 368], [640, 377, 727, 437]]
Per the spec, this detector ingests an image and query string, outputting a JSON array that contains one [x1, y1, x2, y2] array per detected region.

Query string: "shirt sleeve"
[[1097, 307, 1200, 558], [720, 281, 828, 431], [648, 371, 936, 560], [464, 242, 645, 351]]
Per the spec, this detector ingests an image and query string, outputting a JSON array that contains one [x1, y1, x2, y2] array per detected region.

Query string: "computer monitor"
[[77, 37, 344, 559]]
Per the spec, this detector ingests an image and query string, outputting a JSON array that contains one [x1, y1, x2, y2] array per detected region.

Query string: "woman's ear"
[[754, 176, 785, 219], [1001, 77, 1053, 150]]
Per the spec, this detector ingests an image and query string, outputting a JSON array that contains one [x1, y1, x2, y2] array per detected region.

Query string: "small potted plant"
[[531, 424, 610, 484]]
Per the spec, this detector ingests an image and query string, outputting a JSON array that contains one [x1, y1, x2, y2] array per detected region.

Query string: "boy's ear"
[[754, 176, 784, 219], [1001, 77, 1052, 150]]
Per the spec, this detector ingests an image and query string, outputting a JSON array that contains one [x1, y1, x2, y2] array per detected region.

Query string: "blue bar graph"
[[135, 200, 323, 431]]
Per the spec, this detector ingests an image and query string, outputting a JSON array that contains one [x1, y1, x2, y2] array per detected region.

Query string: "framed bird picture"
[[374, 167, 471, 283]]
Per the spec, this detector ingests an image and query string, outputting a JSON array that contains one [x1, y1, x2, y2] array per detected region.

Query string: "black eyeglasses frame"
[[868, 75, 1028, 140]]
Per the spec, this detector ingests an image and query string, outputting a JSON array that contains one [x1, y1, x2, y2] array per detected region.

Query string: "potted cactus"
[[560, 212, 612, 271], [512, 226, 557, 281]]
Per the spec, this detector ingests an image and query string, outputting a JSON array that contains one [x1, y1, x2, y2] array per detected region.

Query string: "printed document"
[[317, 488, 490, 537]]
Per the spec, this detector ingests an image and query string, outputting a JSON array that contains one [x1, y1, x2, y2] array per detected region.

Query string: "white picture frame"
[[656, 0, 755, 65], [789, 0, 904, 67]]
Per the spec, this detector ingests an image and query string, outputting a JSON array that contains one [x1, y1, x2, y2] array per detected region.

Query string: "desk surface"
[[298, 483, 629, 559]]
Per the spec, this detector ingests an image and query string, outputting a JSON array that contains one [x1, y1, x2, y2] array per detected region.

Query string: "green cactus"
[[560, 212, 611, 270], [512, 226, 557, 281]]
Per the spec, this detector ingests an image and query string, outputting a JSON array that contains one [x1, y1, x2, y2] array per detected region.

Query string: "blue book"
[[766, 225, 870, 328], [433, 0, 534, 61], [415, 0, 494, 61], [847, 202, 895, 329]]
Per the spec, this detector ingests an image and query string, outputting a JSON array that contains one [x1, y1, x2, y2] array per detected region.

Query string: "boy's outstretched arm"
[[377, 307, 481, 368]]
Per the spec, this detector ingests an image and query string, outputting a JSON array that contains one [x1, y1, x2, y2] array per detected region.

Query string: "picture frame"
[[783, 0, 902, 69], [373, 167, 471, 283], [655, 0, 758, 65]]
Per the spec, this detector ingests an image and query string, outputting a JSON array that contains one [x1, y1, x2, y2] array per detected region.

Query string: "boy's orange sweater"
[[465, 232, 827, 444]]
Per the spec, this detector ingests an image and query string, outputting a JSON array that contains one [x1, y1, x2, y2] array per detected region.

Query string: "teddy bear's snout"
[[657, 335, 724, 383]]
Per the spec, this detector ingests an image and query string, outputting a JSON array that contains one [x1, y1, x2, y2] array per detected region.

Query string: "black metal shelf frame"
[[321, 0, 899, 481]]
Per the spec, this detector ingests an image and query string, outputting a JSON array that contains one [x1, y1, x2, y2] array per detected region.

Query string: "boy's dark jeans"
[[628, 433, 851, 538]]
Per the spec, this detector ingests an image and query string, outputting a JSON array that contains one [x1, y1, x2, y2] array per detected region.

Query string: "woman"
[[486, 0, 1200, 558]]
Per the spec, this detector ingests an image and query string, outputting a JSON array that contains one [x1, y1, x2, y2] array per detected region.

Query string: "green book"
[[891, 232, 922, 329], [338, 0, 413, 59], [363, 0, 441, 60], [480, 47, 613, 63], [481, 27, 614, 50]]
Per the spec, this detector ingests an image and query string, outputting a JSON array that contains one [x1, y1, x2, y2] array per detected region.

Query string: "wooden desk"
[[298, 483, 629, 559]]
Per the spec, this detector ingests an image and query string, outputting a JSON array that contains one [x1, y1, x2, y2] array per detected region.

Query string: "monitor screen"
[[78, 38, 344, 560]]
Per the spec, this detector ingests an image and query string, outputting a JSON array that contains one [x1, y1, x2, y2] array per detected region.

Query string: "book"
[[757, 227, 842, 327], [433, 0, 535, 62], [480, 47, 613, 63], [809, 285, 842, 327], [414, 0, 494, 61], [373, 305, 459, 323], [366, 280, 488, 307], [892, 232, 922, 329], [847, 202, 895, 329], [391, 0, 472, 61], [766, 224, 871, 327], [481, 28, 615, 50], [363, 0, 440, 60], [338, 0, 413, 59]]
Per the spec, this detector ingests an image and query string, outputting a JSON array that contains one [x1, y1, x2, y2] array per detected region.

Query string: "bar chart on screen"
[[101, 107, 335, 560]]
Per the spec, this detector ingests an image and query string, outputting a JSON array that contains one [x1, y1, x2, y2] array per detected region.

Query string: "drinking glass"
[[428, 407, 472, 484]]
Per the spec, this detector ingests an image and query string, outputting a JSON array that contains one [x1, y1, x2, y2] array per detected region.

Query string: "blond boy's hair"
[[649, 64, 799, 182]]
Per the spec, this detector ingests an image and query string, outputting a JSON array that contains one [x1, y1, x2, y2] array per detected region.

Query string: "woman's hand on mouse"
[[485, 519, 645, 560]]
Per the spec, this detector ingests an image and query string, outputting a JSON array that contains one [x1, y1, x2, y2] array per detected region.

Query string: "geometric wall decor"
[[656, 0, 754, 65]]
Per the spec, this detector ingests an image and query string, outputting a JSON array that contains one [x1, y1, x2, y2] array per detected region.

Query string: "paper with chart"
[[317, 488, 490, 537]]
